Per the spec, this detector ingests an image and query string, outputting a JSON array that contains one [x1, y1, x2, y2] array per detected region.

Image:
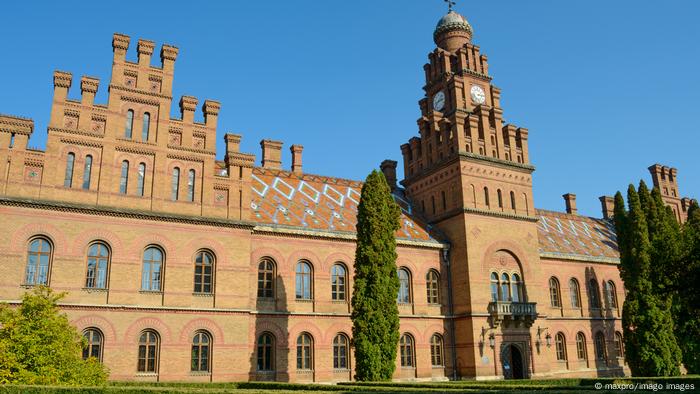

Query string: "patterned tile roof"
[[250, 168, 439, 244], [535, 209, 619, 261]]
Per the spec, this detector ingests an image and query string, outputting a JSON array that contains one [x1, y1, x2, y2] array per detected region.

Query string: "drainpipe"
[[442, 244, 458, 381]]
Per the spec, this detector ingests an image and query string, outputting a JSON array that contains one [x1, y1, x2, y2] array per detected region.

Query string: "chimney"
[[563, 193, 577, 215], [380, 160, 398, 191], [599, 196, 615, 220], [179, 96, 198, 123], [137, 39, 155, 67], [53, 70, 72, 102], [260, 139, 283, 169], [224, 133, 241, 156], [80, 76, 99, 106], [290, 145, 303, 174], [203, 100, 221, 128], [112, 33, 130, 63]]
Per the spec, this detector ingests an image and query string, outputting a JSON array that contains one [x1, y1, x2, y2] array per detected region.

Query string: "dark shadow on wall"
[[585, 266, 623, 377], [249, 273, 290, 382]]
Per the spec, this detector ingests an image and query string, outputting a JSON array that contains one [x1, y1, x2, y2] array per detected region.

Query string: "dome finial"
[[434, 4, 473, 52]]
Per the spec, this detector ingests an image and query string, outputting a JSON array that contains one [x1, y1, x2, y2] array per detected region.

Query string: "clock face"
[[471, 85, 486, 104], [432, 91, 446, 111]]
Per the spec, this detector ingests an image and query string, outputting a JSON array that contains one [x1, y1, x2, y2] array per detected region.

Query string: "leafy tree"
[[677, 201, 700, 373], [614, 184, 681, 376], [0, 286, 108, 385], [351, 170, 401, 381]]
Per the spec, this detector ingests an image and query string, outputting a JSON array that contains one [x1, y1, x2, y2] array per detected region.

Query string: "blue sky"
[[1, 0, 698, 217]]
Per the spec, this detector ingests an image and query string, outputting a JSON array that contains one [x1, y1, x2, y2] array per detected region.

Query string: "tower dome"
[[433, 10, 473, 52]]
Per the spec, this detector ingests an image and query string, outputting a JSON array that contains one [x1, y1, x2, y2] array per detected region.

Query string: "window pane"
[[142, 113, 150, 142], [82, 155, 92, 190], [63, 153, 75, 187], [119, 161, 129, 194], [125, 110, 134, 138], [187, 170, 195, 202], [171, 168, 180, 201]]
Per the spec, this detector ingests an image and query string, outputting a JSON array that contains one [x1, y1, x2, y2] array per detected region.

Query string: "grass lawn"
[[0, 376, 697, 393]]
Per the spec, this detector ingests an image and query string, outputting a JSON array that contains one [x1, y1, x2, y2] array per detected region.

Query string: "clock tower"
[[400, 9, 547, 378]]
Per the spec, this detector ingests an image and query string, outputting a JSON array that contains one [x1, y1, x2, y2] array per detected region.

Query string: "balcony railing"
[[487, 301, 537, 327]]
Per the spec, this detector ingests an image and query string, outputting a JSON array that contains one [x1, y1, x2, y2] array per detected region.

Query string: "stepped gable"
[[250, 168, 439, 243], [536, 209, 619, 260]]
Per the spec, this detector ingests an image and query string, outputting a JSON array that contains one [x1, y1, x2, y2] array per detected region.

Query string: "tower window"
[[510, 191, 516, 210], [125, 110, 134, 139], [441, 190, 447, 211], [119, 160, 129, 194], [484, 187, 490, 208], [64, 152, 75, 187], [142, 112, 150, 142], [171, 167, 180, 201], [137, 163, 146, 196], [497, 189, 503, 209], [82, 155, 93, 190]]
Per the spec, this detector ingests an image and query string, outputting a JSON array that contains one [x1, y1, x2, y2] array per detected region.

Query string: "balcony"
[[487, 301, 537, 328]]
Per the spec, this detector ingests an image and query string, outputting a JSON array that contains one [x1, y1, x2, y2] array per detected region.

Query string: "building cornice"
[[0, 196, 255, 230], [253, 224, 446, 250], [539, 251, 620, 265], [459, 151, 535, 173]]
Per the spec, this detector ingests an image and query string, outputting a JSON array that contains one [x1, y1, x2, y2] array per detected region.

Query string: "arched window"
[[511, 273, 522, 302], [605, 280, 618, 309], [187, 169, 196, 202], [85, 242, 109, 289], [555, 332, 567, 362], [257, 258, 275, 299], [82, 328, 103, 361], [171, 167, 180, 201], [295, 261, 312, 300], [500, 273, 510, 302], [614, 332, 624, 358], [490, 272, 499, 302], [141, 247, 164, 291], [576, 332, 587, 360], [399, 334, 415, 367], [431, 195, 436, 214], [426, 270, 440, 304], [510, 191, 516, 210], [333, 334, 349, 369], [257, 333, 275, 371], [82, 155, 92, 190], [119, 160, 129, 194], [497, 189, 503, 209], [397, 268, 411, 304], [64, 152, 75, 187], [484, 187, 490, 208], [142, 112, 150, 142], [331, 263, 346, 301], [594, 331, 607, 361], [137, 330, 159, 373], [549, 277, 561, 308], [296, 333, 313, 370], [569, 278, 581, 309], [430, 334, 444, 367], [193, 250, 214, 294], [125, 109, 134, 139], [191, 331, 211, 372], [137, 163, 146, 196], [25, 237, 52, 285], [589, 279, 601, 309]]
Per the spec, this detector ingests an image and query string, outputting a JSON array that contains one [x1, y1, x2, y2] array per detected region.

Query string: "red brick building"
[[0, 9, 694, 382]]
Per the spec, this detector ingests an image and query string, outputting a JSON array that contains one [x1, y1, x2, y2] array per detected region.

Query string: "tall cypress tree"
[[677, 201, 700, 373], [615, 184, 681, 376], [351, 170, 401, 381]]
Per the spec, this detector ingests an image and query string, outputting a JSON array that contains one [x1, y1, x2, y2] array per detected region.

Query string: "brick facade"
[[0, 9, 695, 382]]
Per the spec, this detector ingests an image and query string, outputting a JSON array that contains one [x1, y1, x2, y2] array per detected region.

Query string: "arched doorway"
[[501, 344, 525, 379]]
